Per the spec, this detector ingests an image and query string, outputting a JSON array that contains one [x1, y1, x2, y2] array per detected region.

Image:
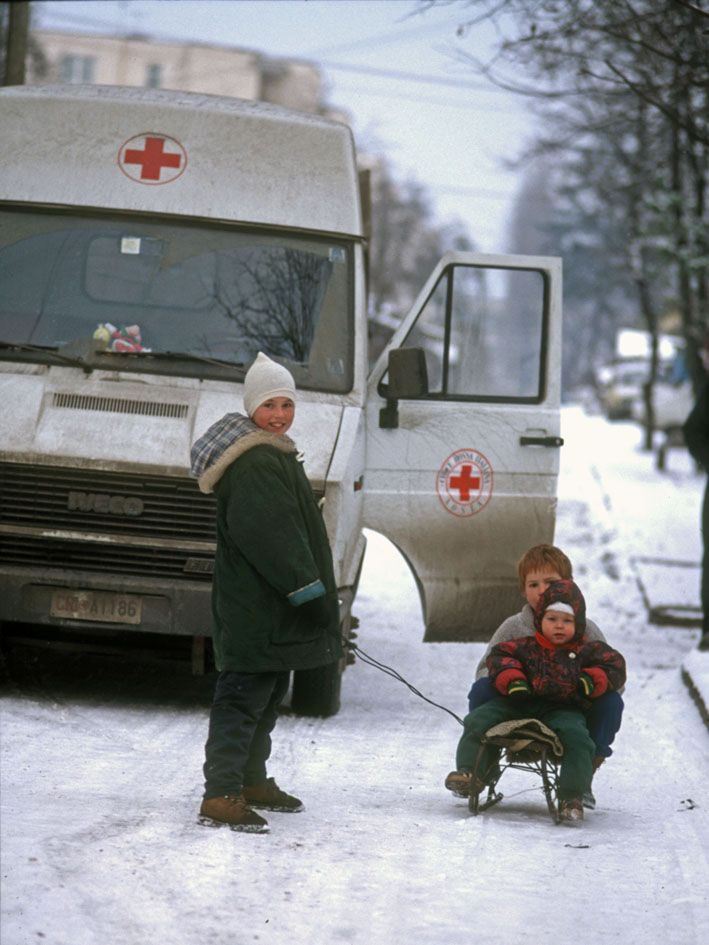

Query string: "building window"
[[59, 54, 96, 84], [146, 64, 162, 88]]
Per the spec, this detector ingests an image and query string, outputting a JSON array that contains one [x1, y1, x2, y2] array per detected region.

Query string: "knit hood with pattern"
[[533, 579, 587, 643]]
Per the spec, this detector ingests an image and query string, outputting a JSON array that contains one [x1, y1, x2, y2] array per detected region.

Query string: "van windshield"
[[0, 207, 353, 391]]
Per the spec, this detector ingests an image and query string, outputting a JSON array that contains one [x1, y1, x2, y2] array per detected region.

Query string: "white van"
[[0, 85, 563, 714]]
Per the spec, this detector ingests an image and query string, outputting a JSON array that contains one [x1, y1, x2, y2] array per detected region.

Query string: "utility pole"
[[3, 1, 29, 85]]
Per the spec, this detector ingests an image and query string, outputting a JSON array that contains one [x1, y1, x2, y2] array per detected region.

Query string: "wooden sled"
[[468, 717, 564, 824]]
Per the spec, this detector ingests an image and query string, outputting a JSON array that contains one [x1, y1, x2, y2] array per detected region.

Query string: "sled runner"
[[468, 718, 563, 824]]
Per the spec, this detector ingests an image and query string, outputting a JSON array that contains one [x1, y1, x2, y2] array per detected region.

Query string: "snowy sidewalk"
[[559, 406, 708, 733]]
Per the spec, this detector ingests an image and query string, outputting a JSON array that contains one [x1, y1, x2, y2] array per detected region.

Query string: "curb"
[[681, 649, 709, 732]]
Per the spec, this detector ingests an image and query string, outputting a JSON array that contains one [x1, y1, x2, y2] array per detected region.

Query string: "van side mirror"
[[379, 347, 428, 428], [387, 347, 429, 398]]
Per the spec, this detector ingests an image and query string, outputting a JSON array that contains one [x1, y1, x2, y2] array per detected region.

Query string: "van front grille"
[[0, 462, 216, 580]]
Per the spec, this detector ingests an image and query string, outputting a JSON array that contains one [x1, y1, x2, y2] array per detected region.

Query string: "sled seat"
[[469, 717, 564, 823]]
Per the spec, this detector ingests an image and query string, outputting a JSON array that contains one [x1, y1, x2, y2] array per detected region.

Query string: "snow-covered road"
[[2, 407, 708, 945]]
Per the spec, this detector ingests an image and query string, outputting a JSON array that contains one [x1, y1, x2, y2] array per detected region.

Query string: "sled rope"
[[344, 638, 464, 725]]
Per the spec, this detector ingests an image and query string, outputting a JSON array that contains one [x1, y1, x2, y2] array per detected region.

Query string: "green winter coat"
[[193, 419, 342, 673]]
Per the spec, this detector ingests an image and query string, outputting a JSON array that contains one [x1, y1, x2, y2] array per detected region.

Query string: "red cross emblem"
[[436, 449, 493, 517], [118, 133, 187, 185], [449, 465, 480, 501]]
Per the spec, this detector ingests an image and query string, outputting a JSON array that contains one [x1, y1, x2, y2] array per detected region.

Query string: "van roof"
[[0, 84, 363, 237]]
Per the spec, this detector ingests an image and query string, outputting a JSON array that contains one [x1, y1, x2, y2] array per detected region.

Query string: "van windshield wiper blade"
[[0, 341, 245, 374], [124, 349, 247, 372], [0, 340, 92, 373]]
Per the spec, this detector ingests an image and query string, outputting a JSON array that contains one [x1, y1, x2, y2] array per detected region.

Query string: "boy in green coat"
[[190, 353, 342, 832]]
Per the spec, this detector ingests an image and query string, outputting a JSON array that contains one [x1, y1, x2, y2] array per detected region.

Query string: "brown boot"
[[242, 777, 304, 812], [444, 769, 485, 798], [559, 797, 584, 823], [199, 795, 269, 832]]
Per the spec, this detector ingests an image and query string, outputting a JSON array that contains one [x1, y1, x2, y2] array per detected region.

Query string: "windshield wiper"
[[0, 341, 93, 374], [0, 340, 245, 375], [121, 349, 247, 372]]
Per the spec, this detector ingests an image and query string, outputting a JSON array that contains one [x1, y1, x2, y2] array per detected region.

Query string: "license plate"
[[50, 590, 142, 625]]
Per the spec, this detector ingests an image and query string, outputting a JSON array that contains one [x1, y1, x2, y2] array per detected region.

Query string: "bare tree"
[[213, 248, 330, 362], [366, 155, 475, 361], [419, 0, 709, 413]]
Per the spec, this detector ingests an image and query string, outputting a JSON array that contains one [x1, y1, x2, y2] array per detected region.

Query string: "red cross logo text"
[[436, 449, 493, 517], [118, 133, 187, 185]]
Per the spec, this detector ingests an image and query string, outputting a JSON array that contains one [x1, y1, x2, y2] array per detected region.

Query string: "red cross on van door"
[[449, 464, 480, 502], [118, 133, 187, 184], [436, 448, 493, 517]]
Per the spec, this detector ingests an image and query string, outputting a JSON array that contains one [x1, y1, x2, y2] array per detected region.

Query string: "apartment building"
[[29, 29, 339, 118]]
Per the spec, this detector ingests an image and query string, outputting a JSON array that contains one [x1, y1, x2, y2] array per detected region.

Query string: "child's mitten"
[[506, 678, 532, 702], [578, 672, 595, 697]]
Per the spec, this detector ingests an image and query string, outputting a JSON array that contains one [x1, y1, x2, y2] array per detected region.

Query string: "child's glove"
[[578, 673, 595, 697], [506, 679, 532, 702]]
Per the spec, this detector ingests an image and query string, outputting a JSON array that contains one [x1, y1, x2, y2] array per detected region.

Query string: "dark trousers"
[[701, 481, 709, 638], [457, 696, 595, 800], [467, 676, 624, 758], [203, 670, 290, 800]]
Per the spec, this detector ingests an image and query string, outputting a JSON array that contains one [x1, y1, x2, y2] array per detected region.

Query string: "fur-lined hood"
[[190, 411, 296, 494]]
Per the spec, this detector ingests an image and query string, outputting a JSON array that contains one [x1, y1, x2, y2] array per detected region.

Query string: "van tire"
[[291, 658, 344, 717]]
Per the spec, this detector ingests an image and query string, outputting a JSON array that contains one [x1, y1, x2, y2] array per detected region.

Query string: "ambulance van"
[[0, 84, 563, 715]]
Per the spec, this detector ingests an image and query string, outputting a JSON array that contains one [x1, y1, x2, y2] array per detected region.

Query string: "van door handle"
[[520, 436, 564, 447]]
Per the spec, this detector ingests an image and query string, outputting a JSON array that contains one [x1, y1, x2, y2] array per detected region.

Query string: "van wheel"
[[291, 657, 344, 717]]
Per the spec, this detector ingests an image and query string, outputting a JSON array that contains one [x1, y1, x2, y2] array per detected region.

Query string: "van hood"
[[0, 367, 342, 493]]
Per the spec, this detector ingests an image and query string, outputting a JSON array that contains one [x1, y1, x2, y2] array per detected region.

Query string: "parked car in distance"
[[631, 378, 693, 431], [596, 358, 649, 420]]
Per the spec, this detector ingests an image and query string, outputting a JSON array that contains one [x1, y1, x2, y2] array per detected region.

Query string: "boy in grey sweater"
[[466, 544, 623, 807]]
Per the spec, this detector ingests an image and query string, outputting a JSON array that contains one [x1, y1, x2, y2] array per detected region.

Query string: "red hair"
[[517, 544, 573, 593]]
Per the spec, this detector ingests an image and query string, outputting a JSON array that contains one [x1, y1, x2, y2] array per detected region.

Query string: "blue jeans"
[[467, 676, 624, 758], [202, 670, 290, 800]]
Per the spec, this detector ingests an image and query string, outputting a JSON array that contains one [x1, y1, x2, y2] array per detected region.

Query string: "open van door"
[[363, 252, 563, 641]]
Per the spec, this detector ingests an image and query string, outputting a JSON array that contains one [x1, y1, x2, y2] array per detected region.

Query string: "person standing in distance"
[[190, 352, 342, 832], [683, 378, 709, 651]]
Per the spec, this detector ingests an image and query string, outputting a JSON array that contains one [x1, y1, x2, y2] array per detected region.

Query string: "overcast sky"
[[34, 0, 535, 252]]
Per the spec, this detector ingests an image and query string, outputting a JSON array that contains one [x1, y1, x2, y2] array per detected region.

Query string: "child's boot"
[[583, 756, 606, 809], [559, 797, 584, 823], [445, 769, 484, 797]]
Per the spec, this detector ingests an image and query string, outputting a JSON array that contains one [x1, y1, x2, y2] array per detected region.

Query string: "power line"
[[333, 80, 525, 114], [307, 13, 467, 57], [35, 11, 511, 96], [34, 9, 134, 34], [34, 24, 524, 119], [320, 59, 508, 93]]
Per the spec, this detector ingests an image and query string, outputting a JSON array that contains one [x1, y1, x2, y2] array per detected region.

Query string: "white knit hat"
[[545, 602, 575, 616], [243, 352, 296, 418]]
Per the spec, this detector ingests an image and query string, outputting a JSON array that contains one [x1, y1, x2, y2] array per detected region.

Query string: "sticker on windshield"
[[436, 449, 493, 517], [118, 133, 187, 184]]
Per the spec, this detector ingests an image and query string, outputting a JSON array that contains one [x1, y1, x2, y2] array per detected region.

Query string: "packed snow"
[[2, 406, 708, 945]]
